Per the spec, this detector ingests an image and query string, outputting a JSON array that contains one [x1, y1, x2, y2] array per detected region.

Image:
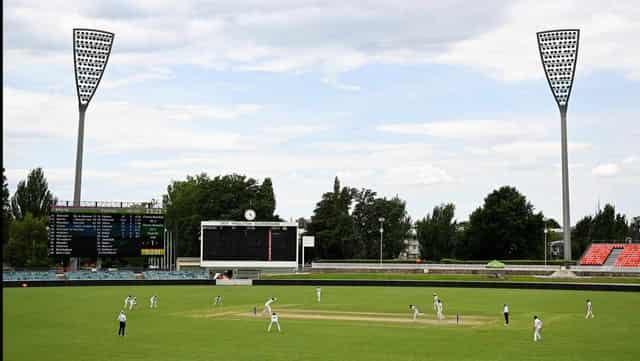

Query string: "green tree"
[[375, 196, 412, 259], [2, 168, 11, 244], [416, 203, 457, 261], [164, 173, 278, 257], [591, 204, 629, 241], [307, 177, 356, 259], [351, 188, 378, 258], [10, 168, 56, 220], [3, 213, 49, 267], [465, 186, 545, 259], [630, 217, 640, 240], [545, 218, 561, 229], [571, 204, 631, 258], [256, 178, 278, 220], [571, 215, 593, 258]]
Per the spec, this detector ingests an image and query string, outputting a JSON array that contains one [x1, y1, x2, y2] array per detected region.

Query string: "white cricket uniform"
[[433, 295, 439, 311], [436, 302, 444, 320], [534, 318, 543, 341], [316, 288, 322, 302], [585, 301, 594, 318], [411, 305, 420, 320], [124, 297, 130, 308], [268, 313, 281, 332], [264, 299, 275, 314], [129, 298, 137, 310], [150, 296, 158, 308]]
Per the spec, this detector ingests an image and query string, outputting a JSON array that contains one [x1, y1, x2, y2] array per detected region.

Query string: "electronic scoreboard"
[[48, 207, 165, 257], [200, 221, 298, 268]]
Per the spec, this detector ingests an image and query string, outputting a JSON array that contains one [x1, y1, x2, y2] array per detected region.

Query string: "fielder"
[[263, 297, 277, 314], [409, 304, 422, 320], [533, 316, 543, 342], [433, 293, 439, 312], [585, 299, 594, 319], [436, 299, 444, 320], [316, 287, 322, 302], [214, 295, 223, 306], [124, 295, 131, 309], [129, 296, 137, 310], [268, 312, 281, 332], [149, 295, 159, 308]]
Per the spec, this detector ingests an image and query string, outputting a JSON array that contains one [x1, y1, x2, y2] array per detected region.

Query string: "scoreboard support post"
[[301, 236, 315, 272]]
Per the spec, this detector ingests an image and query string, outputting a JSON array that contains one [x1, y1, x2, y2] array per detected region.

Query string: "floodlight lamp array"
[[73, 29, 114, 107], [537, 29, 579, 107]]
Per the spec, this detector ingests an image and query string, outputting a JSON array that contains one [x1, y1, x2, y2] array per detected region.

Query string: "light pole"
[[72, 28, 115, 206], [544, 227, 548, 267], [378, 217, 385, 265], [536, 29, 580, 261]]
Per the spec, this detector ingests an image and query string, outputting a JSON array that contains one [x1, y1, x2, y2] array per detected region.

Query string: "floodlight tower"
[[536, 29, 580, 261], [72, 28, 114, 206]]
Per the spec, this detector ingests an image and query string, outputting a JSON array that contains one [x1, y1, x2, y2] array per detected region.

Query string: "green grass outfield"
[[261, 272, 640, 284], [4, 285, 639, 361]]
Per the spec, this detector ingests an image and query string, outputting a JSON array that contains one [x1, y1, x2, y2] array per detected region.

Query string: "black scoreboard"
[[48, 208, 165, 257], [201, 221, 297, 267]]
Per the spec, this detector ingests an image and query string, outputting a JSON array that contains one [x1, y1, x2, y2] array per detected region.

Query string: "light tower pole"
[[72, 28, 114, 206], [536, 29, 580, 261], [378, 217, 385, 265]]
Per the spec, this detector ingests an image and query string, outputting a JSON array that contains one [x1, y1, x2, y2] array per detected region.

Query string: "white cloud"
[[2, 87, 264, 153], [592, 163, 621, 177], [381, 165, 454, 186], [491, 141, 591, 157], [436, 0, 640, 81], [378, 119, 547, 140], [101, 67, 174, 89], [321, 76, 361, 92]]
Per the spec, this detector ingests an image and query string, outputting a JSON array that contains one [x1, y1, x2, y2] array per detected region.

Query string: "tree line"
[[2, 168, 639, 267]]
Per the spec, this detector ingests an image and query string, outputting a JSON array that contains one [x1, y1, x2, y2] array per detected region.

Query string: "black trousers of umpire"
[[118, 321, 126, 336], [504, 312, 509, 325]]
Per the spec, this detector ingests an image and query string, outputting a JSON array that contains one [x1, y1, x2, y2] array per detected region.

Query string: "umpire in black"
[[503, 304, 509, 326], [117, 310, 127, 336]]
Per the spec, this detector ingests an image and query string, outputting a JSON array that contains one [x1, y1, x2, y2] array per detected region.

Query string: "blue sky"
[[3, 0, 639, 223]]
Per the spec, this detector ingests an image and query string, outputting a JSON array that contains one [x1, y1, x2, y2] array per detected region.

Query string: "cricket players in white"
[[533, 316, 543, 342], [433, 293, 439, 312], [150, 295, 158, 308], [409, 304, 422, 320], [585, 299, 594, 319], [263, 297, 276, 315], [124, 295, 131, 309], [268, 312, 281, 332], [214, 295, 222, 305], [436, 299, 444, 320], [316, 288, 322, 302], [129, 296, 137, 310]]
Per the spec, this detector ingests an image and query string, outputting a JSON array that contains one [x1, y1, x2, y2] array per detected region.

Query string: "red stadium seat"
[[579, 244, 615, 265], [614, 245, 640, 267]]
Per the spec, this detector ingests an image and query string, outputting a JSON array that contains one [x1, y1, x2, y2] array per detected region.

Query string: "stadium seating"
[[142, 270, 209, 280], [2, 271, 58, 281], [65, 270, 137, 280], [614, 245, 640, 267], [579, 244, 615, 265]]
